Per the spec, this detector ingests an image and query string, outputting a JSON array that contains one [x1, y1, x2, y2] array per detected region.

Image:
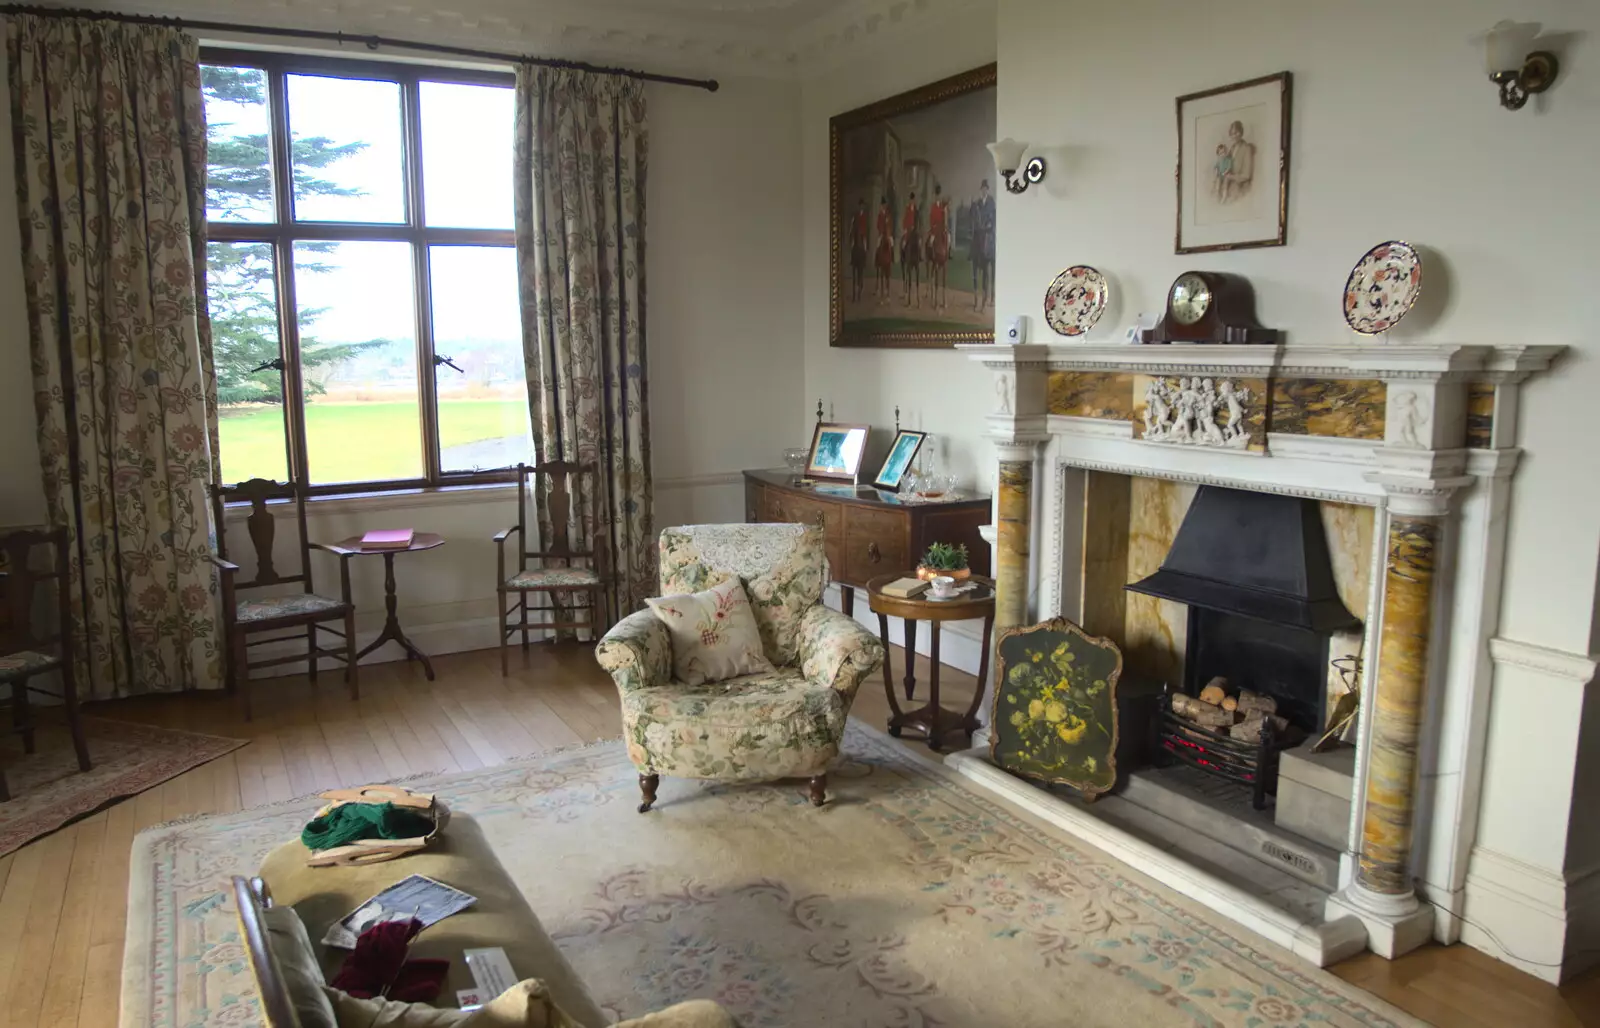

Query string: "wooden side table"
[[326, 533, 445, 681], [866, 573, 995, 751]]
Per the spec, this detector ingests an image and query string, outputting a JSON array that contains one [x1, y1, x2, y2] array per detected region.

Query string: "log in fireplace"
[[1126, 485, 1360, 806]]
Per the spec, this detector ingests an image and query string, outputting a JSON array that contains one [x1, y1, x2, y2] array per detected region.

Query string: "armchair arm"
[[798, 605, 884, 696], [595, 609, 672, 694], [492, 524, 522, 544], [207, 553, 240, 574]]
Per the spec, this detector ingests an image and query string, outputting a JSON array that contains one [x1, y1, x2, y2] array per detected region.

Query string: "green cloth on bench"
[[301, 802, 435, 851]]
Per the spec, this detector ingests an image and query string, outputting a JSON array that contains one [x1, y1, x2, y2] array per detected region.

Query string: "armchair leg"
[[638, 773, 660, 813], [306, 625, 318, 683], [808, 774, 827, 808]]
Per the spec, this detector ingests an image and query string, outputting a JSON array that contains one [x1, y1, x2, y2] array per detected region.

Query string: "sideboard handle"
[[813, 511, 826, 528], [867, 542, 881, 564]]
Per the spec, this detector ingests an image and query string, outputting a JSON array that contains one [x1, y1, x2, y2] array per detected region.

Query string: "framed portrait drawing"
[[1175, 72, 1291, 254], [872, 430, 926, 491], [805, 423, 870, 484], [830, 64, 997, 348]]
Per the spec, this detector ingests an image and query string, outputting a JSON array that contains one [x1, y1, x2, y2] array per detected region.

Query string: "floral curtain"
[[7, 15, 222, 697], [514, 66, 654, 618]]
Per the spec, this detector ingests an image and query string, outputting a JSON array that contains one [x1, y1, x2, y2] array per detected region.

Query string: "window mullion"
[[269, 66, 312, 488], [404, 76, 443, 486]]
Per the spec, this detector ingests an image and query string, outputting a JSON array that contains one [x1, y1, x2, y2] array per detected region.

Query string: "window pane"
[[293, 241, 421, 484], [420, 81, 514, 229], [209, 241, 290, 484], [430, 246, 532, 473], [202, 66, 274, 223], [287, 75, 405, 223]]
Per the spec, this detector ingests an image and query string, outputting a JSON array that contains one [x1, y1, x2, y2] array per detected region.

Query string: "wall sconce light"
[[987, 138, 1046, 194], [1485, 20, 1558, 110]]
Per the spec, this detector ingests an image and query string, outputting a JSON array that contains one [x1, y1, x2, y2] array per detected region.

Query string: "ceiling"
[[72, 0, 978, 77]]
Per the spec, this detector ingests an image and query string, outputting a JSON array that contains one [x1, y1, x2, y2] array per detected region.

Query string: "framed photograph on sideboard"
[[805, 423, 871, 484], [872, 430, 927, 491]]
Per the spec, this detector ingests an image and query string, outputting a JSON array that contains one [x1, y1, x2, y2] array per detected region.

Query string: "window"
[[202, 51, 532, 493]]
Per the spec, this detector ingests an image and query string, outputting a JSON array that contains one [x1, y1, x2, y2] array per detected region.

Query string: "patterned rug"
[[1, 717, 245, 856], [123, 721, 1422, 1028]]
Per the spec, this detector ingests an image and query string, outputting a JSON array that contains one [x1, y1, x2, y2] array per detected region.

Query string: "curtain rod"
[[0, 3, 721, 91]]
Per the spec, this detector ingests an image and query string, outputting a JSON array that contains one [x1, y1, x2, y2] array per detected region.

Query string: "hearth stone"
[[1116, 763, 1341, 891], [1275, 745, 1357, 852]]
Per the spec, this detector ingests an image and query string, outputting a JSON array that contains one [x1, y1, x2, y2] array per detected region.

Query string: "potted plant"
[[917, 542, 971, 582]]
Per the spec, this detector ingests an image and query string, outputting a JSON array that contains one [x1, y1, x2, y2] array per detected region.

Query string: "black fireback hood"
[[1125, 485, 1359, 634]]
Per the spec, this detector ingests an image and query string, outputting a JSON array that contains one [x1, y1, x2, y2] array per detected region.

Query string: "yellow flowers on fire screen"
[[990, 617, 1124, 799]]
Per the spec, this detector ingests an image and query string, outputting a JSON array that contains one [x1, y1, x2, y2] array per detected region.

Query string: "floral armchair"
[[595, 524, 884, 811]]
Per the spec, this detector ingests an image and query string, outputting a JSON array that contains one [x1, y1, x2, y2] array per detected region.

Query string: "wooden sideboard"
[[742, 469, 991, 614]]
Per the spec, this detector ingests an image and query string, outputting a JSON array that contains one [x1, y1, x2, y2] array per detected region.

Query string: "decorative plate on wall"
[[1342, 241, 1422, 335], [1044, 265, 1108, 338]]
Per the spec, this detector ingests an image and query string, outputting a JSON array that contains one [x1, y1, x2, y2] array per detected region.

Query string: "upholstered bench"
[[242, 812, 733, 1027]]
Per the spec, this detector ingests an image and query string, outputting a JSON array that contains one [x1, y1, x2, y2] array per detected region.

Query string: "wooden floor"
[[1, 642, 1597, 1027]]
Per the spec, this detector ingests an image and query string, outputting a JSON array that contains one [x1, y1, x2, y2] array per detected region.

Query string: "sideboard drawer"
[[843, 509, 909, 584], [771, 493, 844, 539]]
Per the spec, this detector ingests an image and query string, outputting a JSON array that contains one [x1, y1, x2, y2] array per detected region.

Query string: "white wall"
[[801, 4, 999, 493], [799, 2, 999, 672], [0, 24, 803, 660]]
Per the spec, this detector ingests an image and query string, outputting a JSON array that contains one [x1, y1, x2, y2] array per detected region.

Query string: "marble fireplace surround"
[[947, 341, 1561, 967]]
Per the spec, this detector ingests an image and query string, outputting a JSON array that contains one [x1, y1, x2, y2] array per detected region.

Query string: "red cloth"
[[329, 918, 449, 1003]]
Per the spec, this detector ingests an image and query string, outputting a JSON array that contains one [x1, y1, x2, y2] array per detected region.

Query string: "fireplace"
[[1126, 486, 1360, 803]]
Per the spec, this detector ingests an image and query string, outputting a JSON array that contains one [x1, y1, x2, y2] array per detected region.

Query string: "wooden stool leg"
[[638, 773, 660, 813], [808, 773, 827, 807]]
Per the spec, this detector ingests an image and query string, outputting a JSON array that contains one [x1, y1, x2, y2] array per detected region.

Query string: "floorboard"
[[0, 641, 1593, 1027]]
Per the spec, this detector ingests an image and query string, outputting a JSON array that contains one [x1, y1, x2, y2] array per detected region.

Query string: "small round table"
[[866, 572, 995, 751], [329, 532, 445, 681]]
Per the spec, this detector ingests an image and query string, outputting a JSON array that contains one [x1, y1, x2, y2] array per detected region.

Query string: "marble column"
[[994, 450, 1034, 631], [1357, 512, 1443, 895]]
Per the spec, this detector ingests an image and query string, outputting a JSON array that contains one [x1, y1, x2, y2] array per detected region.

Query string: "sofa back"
[[658, 523, 828, 667]]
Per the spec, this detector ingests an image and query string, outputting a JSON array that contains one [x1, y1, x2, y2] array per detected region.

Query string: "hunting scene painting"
[[830, 65, 997, 348]]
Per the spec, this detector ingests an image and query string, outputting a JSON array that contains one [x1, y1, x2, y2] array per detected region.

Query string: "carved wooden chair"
[[211, 479, 357, 720], [495, 462, 611, 674], [0, 525, 87, 802]]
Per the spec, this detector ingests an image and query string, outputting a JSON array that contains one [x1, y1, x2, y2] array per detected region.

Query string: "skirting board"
[[1461, 845, 1600, 984], [945, 747, 1368, 967]]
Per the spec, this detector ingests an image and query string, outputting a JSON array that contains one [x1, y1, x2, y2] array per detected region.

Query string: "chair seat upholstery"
[[236, 593, 348, 624], [0, 649, 59, 681], [622, 667, 848, 781], [508, 566, 601, 589]]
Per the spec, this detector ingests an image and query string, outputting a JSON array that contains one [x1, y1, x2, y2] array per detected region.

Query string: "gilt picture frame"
[[1175, 71, 1291, 254], [990, 616, 1124, 799], [805, 422, 870, 484], [830, 64, 998, 349], [871, 430, 927, 491]]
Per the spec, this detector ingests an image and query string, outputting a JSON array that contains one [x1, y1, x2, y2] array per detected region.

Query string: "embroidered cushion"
[[645, 578, 773, 686], [657, 524, 828, 667]]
